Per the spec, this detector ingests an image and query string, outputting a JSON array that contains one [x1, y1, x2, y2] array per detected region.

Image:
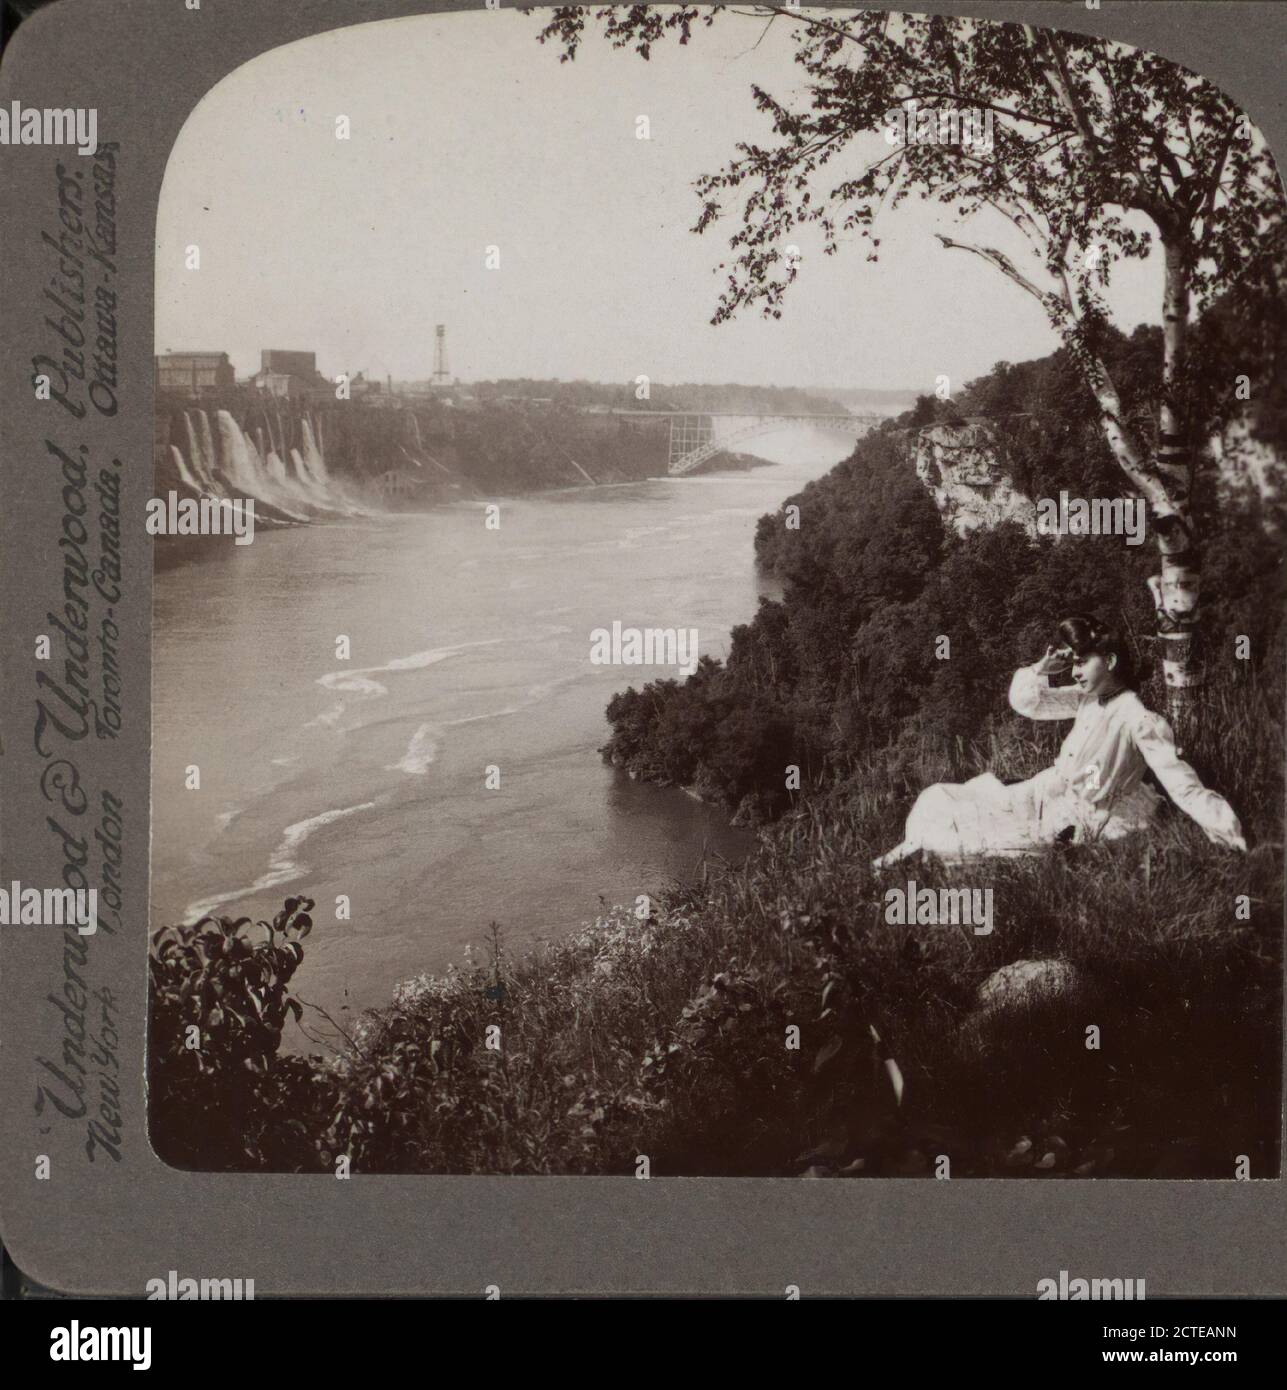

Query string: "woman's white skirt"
[[898, 768, 1159, 865]]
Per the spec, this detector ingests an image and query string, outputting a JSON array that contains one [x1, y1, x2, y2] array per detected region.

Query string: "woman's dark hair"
[[1056, 613, 1137, 688]]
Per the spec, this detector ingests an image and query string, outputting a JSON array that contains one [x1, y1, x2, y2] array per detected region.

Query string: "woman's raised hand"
[[1033, 644, 1072, 676]]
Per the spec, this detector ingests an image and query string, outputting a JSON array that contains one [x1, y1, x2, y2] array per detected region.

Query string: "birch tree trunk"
[[1016, 25, 1205, 742], [936, 229, 1205, 741], [1149, 241, 1201, 746], [1070, 245, 1200, 744]]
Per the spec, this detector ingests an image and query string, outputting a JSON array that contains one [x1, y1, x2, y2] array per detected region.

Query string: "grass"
[[151, 668, 1280, 1178]]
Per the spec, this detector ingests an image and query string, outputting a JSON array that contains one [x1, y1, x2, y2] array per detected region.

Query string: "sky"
[[155, 8, 1165, 394]]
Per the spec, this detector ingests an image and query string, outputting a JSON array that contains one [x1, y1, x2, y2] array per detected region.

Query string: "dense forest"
[[601, 304, 1287, 831]]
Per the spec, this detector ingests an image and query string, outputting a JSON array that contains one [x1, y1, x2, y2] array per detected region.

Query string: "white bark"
[[937, 228, 1202, 732], [1151, 242, 1200, 715]]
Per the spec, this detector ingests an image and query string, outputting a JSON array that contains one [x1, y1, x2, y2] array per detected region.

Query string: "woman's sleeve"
[[1008, 664, 1083, 721], [1131, 706, 1247, 850]]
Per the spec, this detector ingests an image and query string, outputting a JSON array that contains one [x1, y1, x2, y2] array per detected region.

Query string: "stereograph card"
[[0, 0, 1284, 1301]]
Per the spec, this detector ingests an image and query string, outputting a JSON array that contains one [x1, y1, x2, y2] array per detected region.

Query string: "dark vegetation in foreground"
[[149, 673, 1281, 1178]]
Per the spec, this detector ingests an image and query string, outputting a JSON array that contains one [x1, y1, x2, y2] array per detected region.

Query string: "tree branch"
[[905, 89, 1070, 132], [933, 233, 1056, 308], [939, 230, 1173, 519], [1022, 26, 1101, 149]]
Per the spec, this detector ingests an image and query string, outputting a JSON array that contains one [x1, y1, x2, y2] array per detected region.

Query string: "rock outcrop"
[[1209, 413, 1287, 535], [914, 418, 1038, 538], [913, 409, 1286, 543]]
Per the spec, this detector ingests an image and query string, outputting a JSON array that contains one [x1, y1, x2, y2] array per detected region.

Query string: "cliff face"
[[1210, 414, 1287, 534], [913, 419, 1038, 538], [155, 395, 678, 516], [913, 410, 1287, 543]]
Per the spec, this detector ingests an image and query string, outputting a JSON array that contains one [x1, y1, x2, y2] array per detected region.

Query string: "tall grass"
[[150, 667, 1280, 1178]]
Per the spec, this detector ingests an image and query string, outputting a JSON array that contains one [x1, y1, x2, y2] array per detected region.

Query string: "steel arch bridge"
[[608, 410, 882, 475]]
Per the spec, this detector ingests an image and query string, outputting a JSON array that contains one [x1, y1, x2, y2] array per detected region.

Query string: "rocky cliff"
[[1210, 414, 1287, 534], [914, 411, 1287, 540], [913, 418, 1039, 538]]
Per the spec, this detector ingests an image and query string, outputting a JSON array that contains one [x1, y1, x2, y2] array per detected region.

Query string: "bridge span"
[[604, 409, 882, 475]]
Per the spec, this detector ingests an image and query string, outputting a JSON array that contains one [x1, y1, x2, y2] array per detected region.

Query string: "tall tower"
[[432, 324, 450, 385]]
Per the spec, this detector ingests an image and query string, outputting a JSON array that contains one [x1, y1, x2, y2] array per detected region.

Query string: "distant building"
[[251, 348, 331, 399], [260, 349, 320, 377], [155, 351, 235, 397]]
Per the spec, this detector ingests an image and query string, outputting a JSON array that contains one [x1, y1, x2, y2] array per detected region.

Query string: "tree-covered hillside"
[[602, 323, 1286, 828]]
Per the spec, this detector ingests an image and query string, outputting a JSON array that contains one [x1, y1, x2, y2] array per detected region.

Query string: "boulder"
[[976, 957, 1079, 1012]]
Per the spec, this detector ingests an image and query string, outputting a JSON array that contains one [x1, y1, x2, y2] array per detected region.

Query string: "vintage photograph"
[[146, 6, 1284, 1178]]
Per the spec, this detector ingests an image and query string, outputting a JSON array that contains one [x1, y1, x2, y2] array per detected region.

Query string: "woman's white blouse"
[[1007, 664, 1245, 849]]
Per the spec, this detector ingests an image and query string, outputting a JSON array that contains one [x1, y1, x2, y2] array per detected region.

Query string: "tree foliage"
[[600, 328, 1285, 816], [537, 6, 1286, 722], [538, 7, 1279, 328]]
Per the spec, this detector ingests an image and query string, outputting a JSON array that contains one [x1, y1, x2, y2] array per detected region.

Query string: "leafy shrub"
[[148, 896, 330, 1170]]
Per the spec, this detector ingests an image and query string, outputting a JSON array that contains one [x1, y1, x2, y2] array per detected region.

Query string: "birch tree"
[[536, 6, 1285, 733]]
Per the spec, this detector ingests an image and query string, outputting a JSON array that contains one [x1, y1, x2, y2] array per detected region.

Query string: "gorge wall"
[[911, 412, 1287, 539], [153, 395, 786, 546], [154, 394, 679, 528], [912, 417, 1039, 537]]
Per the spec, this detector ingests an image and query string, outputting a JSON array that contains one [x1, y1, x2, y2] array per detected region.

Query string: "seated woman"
[[873, 614, 1246, 868]]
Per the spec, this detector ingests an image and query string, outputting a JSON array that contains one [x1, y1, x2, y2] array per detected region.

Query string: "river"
[[149, 427, 849, 1030]]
